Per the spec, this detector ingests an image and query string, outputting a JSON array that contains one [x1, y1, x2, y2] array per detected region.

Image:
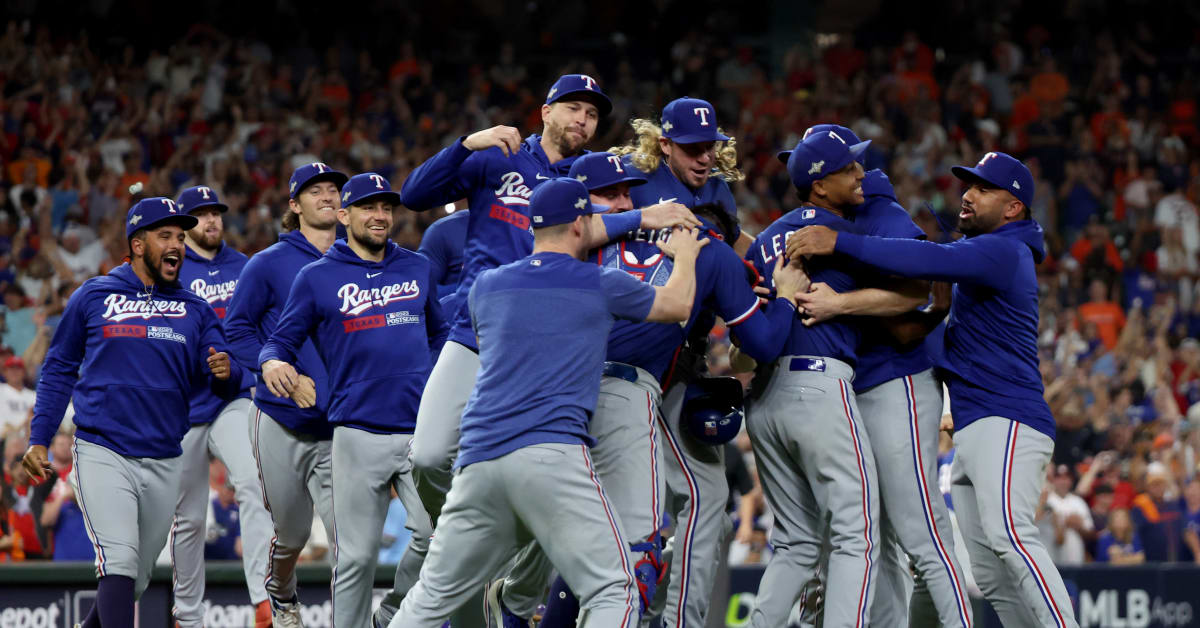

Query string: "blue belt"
[[602, 361, 639, 383], [789, 357, 827, 373]]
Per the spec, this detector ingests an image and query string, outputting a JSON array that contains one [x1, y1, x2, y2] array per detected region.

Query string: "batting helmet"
[[681, 377, 745, 445]]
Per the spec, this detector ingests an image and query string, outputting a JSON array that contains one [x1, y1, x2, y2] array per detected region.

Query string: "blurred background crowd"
[[1, 0, 1199, 569]]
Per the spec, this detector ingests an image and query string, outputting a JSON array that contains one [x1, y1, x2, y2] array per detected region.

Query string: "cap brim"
[[667, 131, 732, 144], [346, 191, 402, 207], [550, 90, 613, 117], [776, 150, 792, 165], [187, 201, 229, 214], [848, 139, 871, 159], [292, 171, 350, 198], [133, 214, 199, 237], [950, 165, 999, 188], [587, 174, 648, 191]]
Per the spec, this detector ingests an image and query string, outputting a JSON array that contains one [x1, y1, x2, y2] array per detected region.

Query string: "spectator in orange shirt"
[[1078, 278, 1127, 350], [1031, 57, 1070, 104]]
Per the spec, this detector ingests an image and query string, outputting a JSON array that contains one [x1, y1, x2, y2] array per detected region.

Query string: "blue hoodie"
[[259, 240, 448, 433], [833, 220, 1054, 438], [30, 264, 244, 458], [179, 241, 254, 425], [400, 135, 583, 351], [225, 231, 332, 437], [851, 170, 936, 392]]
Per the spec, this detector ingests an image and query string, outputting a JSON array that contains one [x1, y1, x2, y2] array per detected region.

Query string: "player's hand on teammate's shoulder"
[[786, 225, 837, 258], [655, 226, 709, 260], [207, 347, 233, 380], [290, 375, 317, 409], [795, 282, 845, 326], [261, 359, 301, 398], [21, 444, 52, 483], [463, 125, 522, 157], [640, 201, 702, 230], [771, 255, 810, 310]]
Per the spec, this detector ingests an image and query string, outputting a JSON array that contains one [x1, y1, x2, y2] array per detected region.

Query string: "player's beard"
[[143, 248, 180, 284], [350, 221, 388, 254], [546, 118, 588, 159], [189, 227, 222, 252]]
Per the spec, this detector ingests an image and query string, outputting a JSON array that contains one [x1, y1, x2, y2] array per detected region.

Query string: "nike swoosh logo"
[[208, 270, 220, 276], [535, 174, 550, 180], [366, 272, 382, 278], [659, 197, 677, 204]]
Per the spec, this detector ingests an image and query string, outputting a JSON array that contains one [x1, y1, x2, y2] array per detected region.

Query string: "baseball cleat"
[[269, 593, 304, 628]]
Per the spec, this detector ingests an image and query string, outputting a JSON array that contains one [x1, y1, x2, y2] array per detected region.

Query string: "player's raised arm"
[[399, 127, 509, 211]]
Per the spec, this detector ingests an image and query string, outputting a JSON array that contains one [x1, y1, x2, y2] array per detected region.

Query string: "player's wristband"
[[600, 210, 641, 238]]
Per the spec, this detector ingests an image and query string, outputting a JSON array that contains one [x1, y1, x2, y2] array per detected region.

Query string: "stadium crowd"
[[1, 0, 1200, 571]]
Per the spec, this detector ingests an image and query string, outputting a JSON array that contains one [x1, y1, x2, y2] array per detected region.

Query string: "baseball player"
[[400, 74, 699, 523], [170, 185, 274, 628], [743, 130, 880, 628], [776, 125, 971, 626], [787, 151, 1079, 627], [259, 173, 445, 628], [391, 178, 705, 628], [615, 96, 753, 257], [611, 96, 751, 627], [22, 197, 241, 628], [417, 209, 468, 302], [224, 162, 346, 625], [488, 153, 804, 626]]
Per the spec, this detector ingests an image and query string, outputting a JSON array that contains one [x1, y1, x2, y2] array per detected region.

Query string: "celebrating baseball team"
[[17, 70, 1080, 628]]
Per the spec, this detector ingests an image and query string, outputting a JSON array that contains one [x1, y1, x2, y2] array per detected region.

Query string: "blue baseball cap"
[[125, 197, 198, 239], [567, 153, 647, 192], [776, 124, 862, 164], [176, 185, 228, 214], [288, 162, 349, 199], [528, 177, 594, 229], [951, 152, 1034, 208], [661, 98, 730, 144], [341, 172, 401, 208], [545, 74, 612, 117], [785, 130, 871, 188]]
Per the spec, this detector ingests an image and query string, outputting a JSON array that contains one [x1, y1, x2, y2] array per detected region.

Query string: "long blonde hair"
[[609, 118, 745, 183]]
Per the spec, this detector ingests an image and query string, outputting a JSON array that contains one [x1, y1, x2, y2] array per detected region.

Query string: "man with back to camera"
[[170, 184, 274, 628], [788, 151, 1080, 628], [392, 178, 706, 627], [22, 197, 240, 628], [224, 162, 346, 626], [487, 151, 806, 626], [400, 74, 700, 525], [259, 172, 446, 628]]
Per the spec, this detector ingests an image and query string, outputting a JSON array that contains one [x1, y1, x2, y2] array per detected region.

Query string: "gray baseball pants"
[[747, 356, 879, 628], [70, 437, 181, 598], [951, 416, 1078, 628], [411, 341, 479, 522], [250, 404, 335, 602], [171, 397, 273, 626], [390, 443, 639, 627], [331, 426, 433, 628], [501, 366, 667, 616], [857, 370, 972, 627]]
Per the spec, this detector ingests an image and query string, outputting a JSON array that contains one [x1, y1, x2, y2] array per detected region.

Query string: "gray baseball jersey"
[[952, 416, 1078, 628], [250, 405, 335, 602], [747, 356, 879, 628], [170, 397, 273, 626]]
